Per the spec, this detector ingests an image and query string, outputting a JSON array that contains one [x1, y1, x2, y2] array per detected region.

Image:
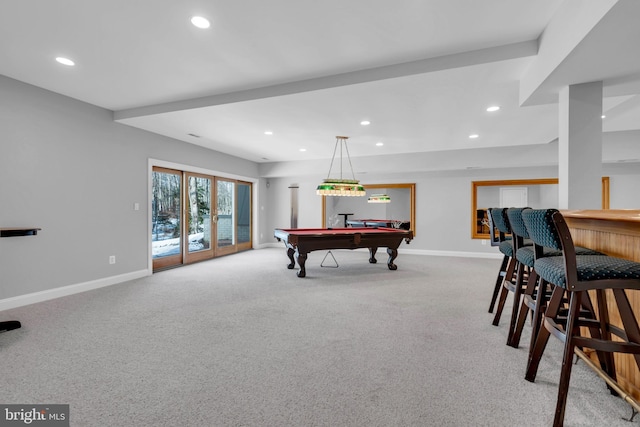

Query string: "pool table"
[[274, 227, 413, 278], [346, 219, 411, 230]]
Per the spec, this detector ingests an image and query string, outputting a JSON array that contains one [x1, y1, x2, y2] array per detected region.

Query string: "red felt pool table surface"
[[276, 227, 403, 235], [274, 227, 413, 277], [346, 219, 411, 229]]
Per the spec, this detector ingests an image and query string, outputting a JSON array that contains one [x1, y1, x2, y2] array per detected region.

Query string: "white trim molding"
[[0, 269, 149, 312], [265, 242, 503, 259]]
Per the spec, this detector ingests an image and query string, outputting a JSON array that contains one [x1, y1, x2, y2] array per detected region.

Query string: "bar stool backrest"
[[490, 207, 511, 234], [487, 208, 500, 247], [521, 208, 563, 252], [506, 207, 531, 240]]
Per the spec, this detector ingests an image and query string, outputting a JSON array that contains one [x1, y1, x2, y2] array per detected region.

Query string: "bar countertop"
[[562, 209, 640, 223], [562, 209, 640, 238]]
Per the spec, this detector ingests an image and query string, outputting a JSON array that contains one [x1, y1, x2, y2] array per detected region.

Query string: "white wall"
[[609, 175, 640, 208], [262, 166, 640, 257], [478, 184, 560, 210], [602, 163, 640, 209], [2, 73, 639, 305], [263, 167, 555, 255], [0, 75, 259, 302], [266, 177, 323, 233]]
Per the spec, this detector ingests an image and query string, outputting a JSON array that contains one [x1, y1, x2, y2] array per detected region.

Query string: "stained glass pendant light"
[[316, 136, 366, 197], [368, 194, 391, 203]]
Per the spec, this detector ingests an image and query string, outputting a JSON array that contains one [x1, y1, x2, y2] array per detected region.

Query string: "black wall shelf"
[[0, 228, 41, 238]]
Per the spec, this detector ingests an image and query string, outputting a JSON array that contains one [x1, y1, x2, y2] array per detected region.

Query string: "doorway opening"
[[152, 166, 252, 271]]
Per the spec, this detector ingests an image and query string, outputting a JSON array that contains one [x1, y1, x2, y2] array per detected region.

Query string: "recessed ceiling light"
[[601, 115, 606, 119], [191, 16, 210, 29], [299, 148, 306, 152], [376, 142, 384, 146], [264, 131, 273, 135], [360, 120, 371, 126], [486, 106, 500, 112], [55, 57, 75, 66], [469, 134, 479, 139]]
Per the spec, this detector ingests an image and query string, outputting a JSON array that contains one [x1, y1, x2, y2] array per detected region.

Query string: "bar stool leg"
[[492, 256, 516, 326], [553, 290, 582, 427], [509, 269, 538, 348], [507, 262, 527, 345], [590, 290, 617, 388], [489, 256, 509, 313], [526, 285, 564, 382], [528, 280, 550, 359]]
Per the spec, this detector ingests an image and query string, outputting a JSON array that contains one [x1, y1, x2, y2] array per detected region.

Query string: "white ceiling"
[[2, 0, 639, 172]]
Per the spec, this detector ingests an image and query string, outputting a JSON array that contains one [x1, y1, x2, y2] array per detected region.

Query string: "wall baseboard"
[[0, 269, 150, 312], [401, 248, 503, 259], [1, 247, 501, 312], [262, 242, 502, 259]]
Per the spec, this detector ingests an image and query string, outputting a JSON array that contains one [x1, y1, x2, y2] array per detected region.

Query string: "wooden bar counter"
[[563, 209, 640, 401]]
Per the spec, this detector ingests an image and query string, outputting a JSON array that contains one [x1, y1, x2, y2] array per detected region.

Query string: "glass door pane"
[[152, 168, 182, 271], [215, 178, 235, 255], [152, 168, 252, 270], [185, 173, 214, 263], [237, 182, 252, 250]]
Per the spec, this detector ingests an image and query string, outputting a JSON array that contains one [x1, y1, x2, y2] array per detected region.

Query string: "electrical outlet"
[[109, 255, 116, 264]]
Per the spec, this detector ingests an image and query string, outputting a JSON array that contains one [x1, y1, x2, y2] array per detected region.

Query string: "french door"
[[152, 167, 183, 270], [185, 172, 214, 263], [152, 167, 252, 271]]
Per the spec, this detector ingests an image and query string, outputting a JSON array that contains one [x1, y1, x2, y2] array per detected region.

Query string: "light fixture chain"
[[339, 137, 343, 180], [344, 138, 356, 181], [325, 138, 340, 179]]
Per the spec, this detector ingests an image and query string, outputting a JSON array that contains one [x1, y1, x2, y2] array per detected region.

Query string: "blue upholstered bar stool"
[[507, 208, 602, 349], [491, 207, 525, 326], [487, 207, 515, 314], [522, 209, 640, 427], [504, 207, 535, 346]]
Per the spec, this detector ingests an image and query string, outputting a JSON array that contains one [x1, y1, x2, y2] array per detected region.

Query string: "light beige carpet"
[[0, 248, 635, 426]]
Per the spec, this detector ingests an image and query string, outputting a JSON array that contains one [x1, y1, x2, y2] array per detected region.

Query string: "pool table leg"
[[286, 247, 296, 269], [368, 247, 378, 263], [297, 253, 307, 278], [387, 248, 398, 270]]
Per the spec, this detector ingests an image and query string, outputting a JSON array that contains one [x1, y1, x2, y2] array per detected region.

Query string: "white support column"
[[558, 81, 603, 209], [289, 184, 299, 228]]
